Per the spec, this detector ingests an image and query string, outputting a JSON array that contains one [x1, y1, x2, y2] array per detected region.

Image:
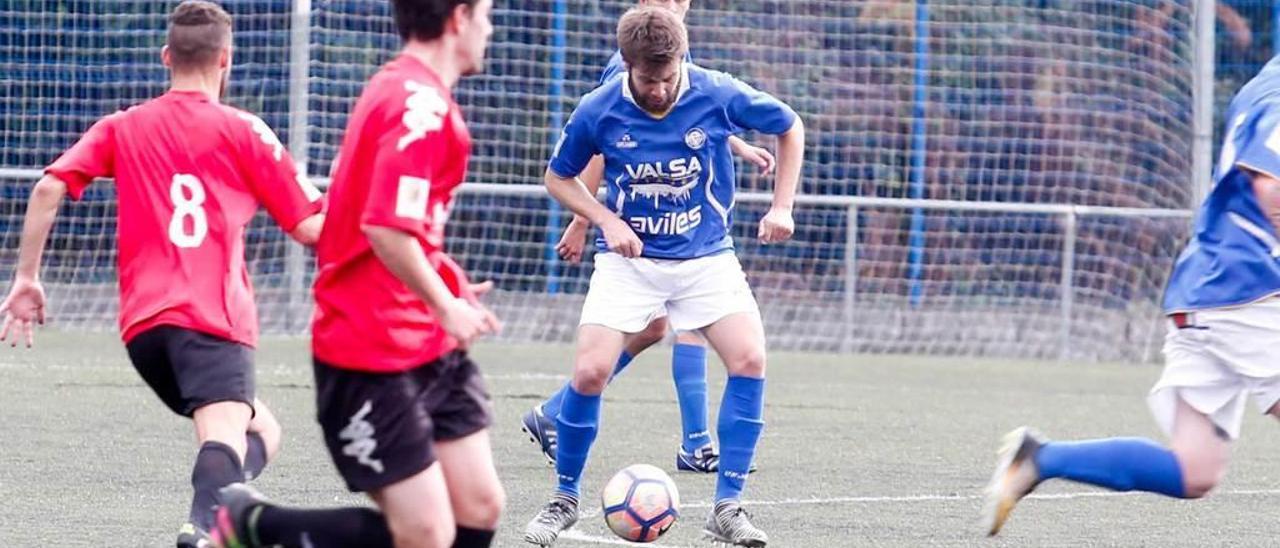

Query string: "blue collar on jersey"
[[619, 62, 692, 119]]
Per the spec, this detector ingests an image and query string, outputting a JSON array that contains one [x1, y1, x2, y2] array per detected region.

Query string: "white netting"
[[0, 0, 299, 330], [0, 1, 1199, 361]]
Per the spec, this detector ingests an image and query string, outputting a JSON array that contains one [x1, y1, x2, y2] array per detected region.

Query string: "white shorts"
[[1149, 298, 1280, 440], [579, 252, 759, 334]]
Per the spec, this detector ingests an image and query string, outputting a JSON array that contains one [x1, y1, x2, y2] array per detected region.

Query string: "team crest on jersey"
[[615, 133, 638, 149], [684, 127, 707, 150]]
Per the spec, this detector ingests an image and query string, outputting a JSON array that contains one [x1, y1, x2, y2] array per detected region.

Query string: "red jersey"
[[311, 54, 474, 372], [45, 90, 323, 346]]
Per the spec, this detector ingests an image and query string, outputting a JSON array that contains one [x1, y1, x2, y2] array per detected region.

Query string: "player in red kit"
[[209, 1, 503, 548], [0, 2, 324, 547]]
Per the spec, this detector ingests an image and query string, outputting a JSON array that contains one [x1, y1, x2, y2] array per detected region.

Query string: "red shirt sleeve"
[[45, 113, 119, 200], [360, 95, 452, 244], [233, 111, 323, 232]]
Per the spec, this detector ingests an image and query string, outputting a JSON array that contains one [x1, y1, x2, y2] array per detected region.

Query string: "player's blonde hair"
[[617, 5, 688, 69], [167, 0, 232, 71]]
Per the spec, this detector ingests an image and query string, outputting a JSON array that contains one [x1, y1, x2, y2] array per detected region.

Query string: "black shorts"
[[124, 325, 255, 417], [314, 351, 494, 493]]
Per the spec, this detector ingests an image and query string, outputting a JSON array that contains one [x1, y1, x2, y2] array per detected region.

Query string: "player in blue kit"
[[522, 0, 777, 475], [984, 55, 1280, 536], [523, 7, 803, 547]]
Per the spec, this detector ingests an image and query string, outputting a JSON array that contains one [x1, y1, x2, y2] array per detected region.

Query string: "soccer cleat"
[[703, 500, 768, 547], [677, 444, 720, 473], [523, 494, 580, 546], [208, 483, 271, 548], [981, 426, 1046, 536], [521, 405, 558, 465], [678, 445, 759, 474], [175, 522, 211, 548]]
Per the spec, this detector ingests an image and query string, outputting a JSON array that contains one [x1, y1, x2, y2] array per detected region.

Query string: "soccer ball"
[[601, 464, 680, 543]]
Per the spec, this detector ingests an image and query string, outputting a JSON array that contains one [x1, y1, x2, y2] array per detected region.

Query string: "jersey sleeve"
[[234, 112, 323, 232], [598, 51, 625, 86], [723, 76, 798, 136], [1235, 104, 1280, 180], [547, 106, 598, 179], [45, 113, 119, 200], [360, 91, 452, 241]]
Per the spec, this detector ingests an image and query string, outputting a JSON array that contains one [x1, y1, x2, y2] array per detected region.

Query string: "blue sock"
[[1035, 438, 1185, 498], [715, 376, 765, 502], [672, 343, 711, 451], [612, 350, 635, 378], [541, 351, 633, 420], [555, 386, 602, 499]]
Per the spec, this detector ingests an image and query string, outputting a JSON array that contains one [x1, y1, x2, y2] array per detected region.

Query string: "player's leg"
[[671, 329, 716, 473], [244, 398, 280, 481], [218, 467, 455, 548], [696, 311, 770, 547], [665, 253, 769, 547], [983, 317, 1243, 536], [437, 431, 504, 547], [523, 315, 666, 464], [128, 325, 259, 546], [369, 466, 458, 548], [525, 324, 628, 546], [527, 253, 666, 545], [429, 352, 503, 547], [983, 395, 1228, 536], [211, 359, 458, 548]]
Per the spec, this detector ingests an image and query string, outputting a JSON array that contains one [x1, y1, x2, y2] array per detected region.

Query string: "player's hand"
[[556, 217, 591, 263], [758, 207, 795, 244], [467, 280, 495, 298], [739, 144, 776, 175], [0, 277, 47, 348], [600, 216, 644, 258], [440, 297, 502, 348]]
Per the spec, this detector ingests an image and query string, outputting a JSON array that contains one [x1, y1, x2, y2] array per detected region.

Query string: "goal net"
[[0, 0, 1200, 361]]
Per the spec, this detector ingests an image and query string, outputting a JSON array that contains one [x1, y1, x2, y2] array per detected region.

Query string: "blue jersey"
[[549, 63, 797, 260], [1164, 55, 1280, 312], [599, 49, 694, 86]]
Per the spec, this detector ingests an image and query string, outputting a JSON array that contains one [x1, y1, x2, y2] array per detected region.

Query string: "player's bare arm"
[[0, 175, 68, 347], [288, 213, 325, 246], [758, 117, 804, 244], [545, 168, 644, 257], [1248, 169, 1280, 231], [555, 154, 605, 263], [728, 135, 776, 175], [363, 225, 500, 346]]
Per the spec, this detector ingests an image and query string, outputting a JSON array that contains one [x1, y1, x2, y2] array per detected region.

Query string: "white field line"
[[559, 529, 700, 548], [577, 488, 1280, 519]]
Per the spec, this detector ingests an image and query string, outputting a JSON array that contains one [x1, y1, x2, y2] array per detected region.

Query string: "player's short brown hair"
[[617, 6, 688, 69], [392, 0, 481, 43], [167, 0, 233, 71]]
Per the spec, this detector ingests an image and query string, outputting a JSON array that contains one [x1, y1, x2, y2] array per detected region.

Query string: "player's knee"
[[572, 355, 615, 394], [1173, 447, 1228, 499], [388, 516, 455, 548], [723, 347, 766, 378], [457, 483, 505, 529], [1181, 469, 1222, 499], [573, 365, 612, 393]]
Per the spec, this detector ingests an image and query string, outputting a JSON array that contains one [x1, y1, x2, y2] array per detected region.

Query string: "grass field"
[[5, 331, 1280, 547]]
